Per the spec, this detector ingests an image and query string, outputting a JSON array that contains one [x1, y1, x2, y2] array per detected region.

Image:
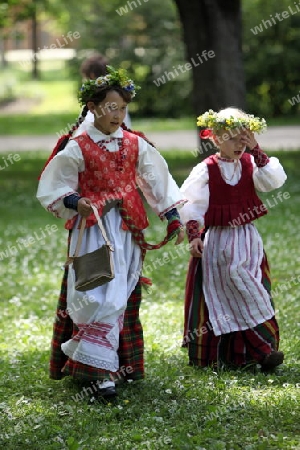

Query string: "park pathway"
[[0, 126, 299, 152]]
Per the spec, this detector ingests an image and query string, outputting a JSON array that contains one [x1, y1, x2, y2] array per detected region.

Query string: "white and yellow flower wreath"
[[197, 109, 267, 138]]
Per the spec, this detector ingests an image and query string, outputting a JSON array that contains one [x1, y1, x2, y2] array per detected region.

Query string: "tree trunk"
[[174, 0, 245, 113], [31, 2, 39, 80], [174, 0, 245, 157], [0, 37, 7, 68]]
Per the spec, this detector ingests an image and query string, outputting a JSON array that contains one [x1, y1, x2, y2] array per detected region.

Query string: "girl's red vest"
[[204, 153, 267, 227], [65, 131, 149, 230]]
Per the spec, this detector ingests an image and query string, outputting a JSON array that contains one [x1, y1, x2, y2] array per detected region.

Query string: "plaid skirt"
[[183, 251, 280, 368], [50, 249, 144, 382]]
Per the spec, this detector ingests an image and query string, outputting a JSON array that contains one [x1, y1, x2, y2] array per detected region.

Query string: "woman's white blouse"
[[180, 155, 287, 226], [37, 122, 185, 221]]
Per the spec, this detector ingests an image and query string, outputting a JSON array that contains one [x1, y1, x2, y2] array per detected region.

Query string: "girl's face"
[[87, 90, 128, 135], [215, 127, 247, 160]]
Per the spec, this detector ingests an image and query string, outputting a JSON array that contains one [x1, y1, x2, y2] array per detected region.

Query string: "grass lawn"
[[0, 112, 196, 135], [0, 149, 299, 450], [0, 63, 299, 135], [0, 62, 195, 134], [0, 112, 299, 136]]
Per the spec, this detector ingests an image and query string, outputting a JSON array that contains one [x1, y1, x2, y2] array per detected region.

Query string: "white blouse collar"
[[85, 122, 123, 140]]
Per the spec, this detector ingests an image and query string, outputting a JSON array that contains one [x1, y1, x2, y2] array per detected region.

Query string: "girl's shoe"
[[261, 351, 284, 371], [89, 380, 117, 404]]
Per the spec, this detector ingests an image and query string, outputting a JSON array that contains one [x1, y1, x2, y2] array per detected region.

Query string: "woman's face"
[[87, 90, 128, 135]]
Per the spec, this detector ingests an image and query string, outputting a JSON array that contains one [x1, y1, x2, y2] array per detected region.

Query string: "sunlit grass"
[[28, 80, 78, 114], [0, 60, 78, 115], [0, 150, 299, 449], [0, 112, 195, 135], [1, 63, 299, 135]]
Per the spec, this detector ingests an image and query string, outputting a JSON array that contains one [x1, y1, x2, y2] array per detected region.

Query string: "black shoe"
[[89, 384, 117, 404], [97, 385, 117, 398], [261, 351, 284, 372]]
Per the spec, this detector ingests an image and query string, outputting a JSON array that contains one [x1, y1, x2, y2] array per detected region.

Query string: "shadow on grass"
[[1, 346, 300, 449]]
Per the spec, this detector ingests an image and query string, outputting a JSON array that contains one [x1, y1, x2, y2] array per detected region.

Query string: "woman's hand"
[[77, 197, 92, 217], [189, 237, 203, 257]]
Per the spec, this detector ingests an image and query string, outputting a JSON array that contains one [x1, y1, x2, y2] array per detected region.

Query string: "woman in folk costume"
[[37, 66, 185, 401], [180, 107, 287, 371]]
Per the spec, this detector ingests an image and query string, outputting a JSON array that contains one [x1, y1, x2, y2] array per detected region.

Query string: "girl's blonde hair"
[[214, 107, 248, 137], [216, 107, 249, 121]]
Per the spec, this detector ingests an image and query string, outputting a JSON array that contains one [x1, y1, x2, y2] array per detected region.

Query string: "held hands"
[[165, 208, 185, 245], [77, 197, 93, 217], [166, 221, 185, 245], [189, 237, 203, 257], [240, 129, 258, 150], [76, 201, 185, 244]]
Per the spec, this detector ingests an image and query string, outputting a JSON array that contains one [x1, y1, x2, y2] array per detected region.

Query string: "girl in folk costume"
[[180, 107, 287, 371], [37, 66, 185, 401]]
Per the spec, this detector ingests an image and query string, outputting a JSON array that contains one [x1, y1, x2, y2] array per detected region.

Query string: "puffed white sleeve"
[[135, 137, 186, 218], [179, 162, 209, 227], [36, 140, 85, 220], [251, 155, 287, 192]]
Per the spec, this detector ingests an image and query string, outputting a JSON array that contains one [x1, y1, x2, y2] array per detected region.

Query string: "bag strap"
[[73, 204, 114, 258]]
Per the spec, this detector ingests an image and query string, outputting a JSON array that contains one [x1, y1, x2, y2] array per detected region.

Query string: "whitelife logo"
[[153, 50, 215, 87]]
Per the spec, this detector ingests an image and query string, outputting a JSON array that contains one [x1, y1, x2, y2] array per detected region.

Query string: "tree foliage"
[[0, 0, 64, 76], [0, 0, 42, 31], [54, 0, 193, 118], [242, 0, 300, 116], [2, 0, 300, 118]]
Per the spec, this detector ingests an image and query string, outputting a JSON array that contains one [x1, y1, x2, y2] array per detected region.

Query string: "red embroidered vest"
[[65, 131, 149, 230], [204, 153, 267, 227]]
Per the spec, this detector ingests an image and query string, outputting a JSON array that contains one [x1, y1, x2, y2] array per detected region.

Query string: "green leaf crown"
[[78, 65, 140, 106]]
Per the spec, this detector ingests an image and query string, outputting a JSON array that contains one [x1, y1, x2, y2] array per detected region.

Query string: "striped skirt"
[[183, 252, 280, 368], [49, 264, 144, 382]]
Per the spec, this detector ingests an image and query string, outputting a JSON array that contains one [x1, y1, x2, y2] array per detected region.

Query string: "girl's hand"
[[189, 237, 203, 257], [240, 129, 258, 150], [77, 197, 92, 217], [174, 229, 185, 245]]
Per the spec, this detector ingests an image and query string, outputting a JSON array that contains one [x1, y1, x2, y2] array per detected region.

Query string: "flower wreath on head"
[[197, 109, 267, 139], [78, 65, 140, 106]]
